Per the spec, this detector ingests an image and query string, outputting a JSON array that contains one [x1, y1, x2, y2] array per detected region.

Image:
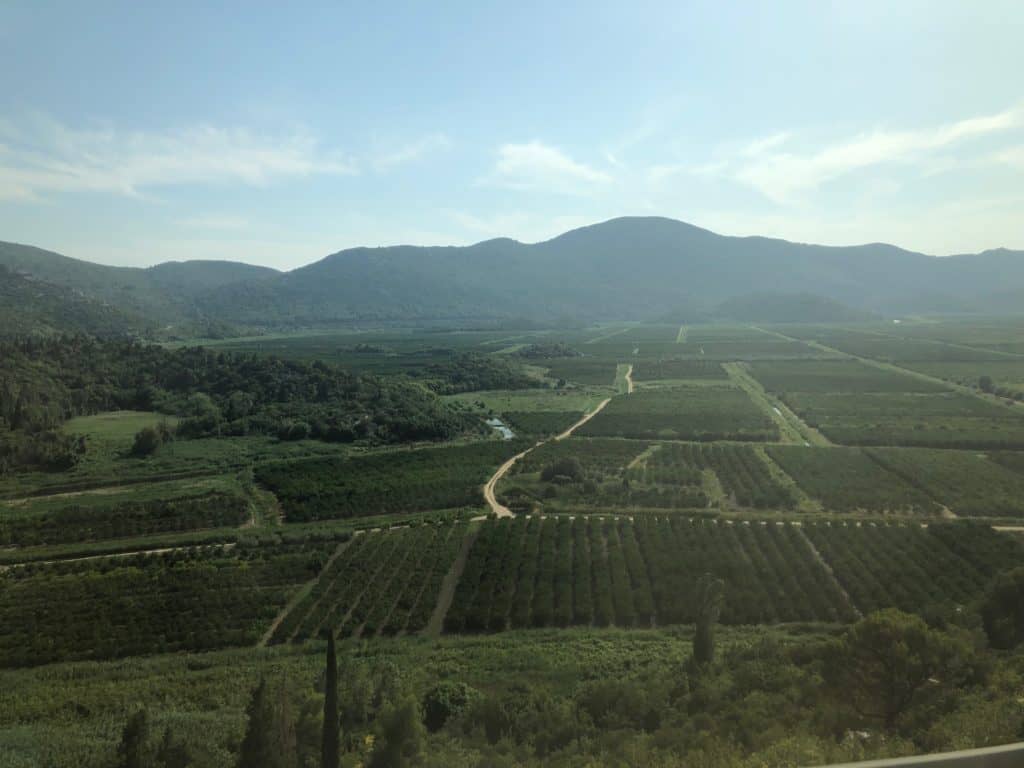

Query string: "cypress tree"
[[322, 631, 340, 768], [692, 574, 725, 667]]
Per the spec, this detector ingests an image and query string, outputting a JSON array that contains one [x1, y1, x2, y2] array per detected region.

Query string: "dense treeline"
[[0, 491, 250, 547], [256, 440, 527, 521], [0, 336, 482, 475], [416, 353, 538, 393]]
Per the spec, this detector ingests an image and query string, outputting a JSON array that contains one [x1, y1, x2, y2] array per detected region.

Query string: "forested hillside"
[[0, 337, 503, 475], [4, 217, 1024, 334]]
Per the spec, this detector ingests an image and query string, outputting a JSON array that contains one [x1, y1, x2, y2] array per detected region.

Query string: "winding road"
[[482, 365, 633, 517]]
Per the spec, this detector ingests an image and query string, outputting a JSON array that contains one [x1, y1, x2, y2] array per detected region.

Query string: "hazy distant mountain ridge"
[[2, 217, 1023, 334]]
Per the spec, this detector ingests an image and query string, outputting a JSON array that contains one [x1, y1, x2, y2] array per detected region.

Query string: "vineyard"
[[445, 517, 858, 630], [766, 446, 936, 514], [255, 440, 526, 521], [649, 443, 794, 509], [576, 386, 778, 441], [0, 540, 330, 667], [443, 517, 1019, 633], [781, 391, 1024, 449], [801, 522, 1018, 613], [269, 522, 466, 644], [866, 447, 1024, 517], [749, 359, 945, 393], [630, 359, 728, 382], [0, 491, 250, 547]]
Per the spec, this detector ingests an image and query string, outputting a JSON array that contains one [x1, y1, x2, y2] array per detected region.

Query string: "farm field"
[[781, 391, 1024, 449], [576, 384, 778, 441], [766, 445, 937, 514], [866, 447, 1024, 518], [255, 440, 526, 521]]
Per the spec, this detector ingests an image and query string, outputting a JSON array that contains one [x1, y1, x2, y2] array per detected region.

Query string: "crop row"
[[0, 492, 250, 547], [446, 517, 857, 630], [576, 386, 779, 442], [255, 440, 526, 522], [653, 443, 793, 509], [272, 523, 465, 644], [801, 522, 990, 614], [0, 542, 326, 668]]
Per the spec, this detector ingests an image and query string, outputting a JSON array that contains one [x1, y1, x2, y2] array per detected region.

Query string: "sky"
[[1, 1, 1022, 270]]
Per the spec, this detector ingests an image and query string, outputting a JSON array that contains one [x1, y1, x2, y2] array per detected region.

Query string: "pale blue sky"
[[1, 1, 1022, 268]]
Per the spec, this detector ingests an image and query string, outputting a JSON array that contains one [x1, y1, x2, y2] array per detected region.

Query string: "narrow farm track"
[[483, 370, 635, 517], [483, 398, 613, 517], [0, 542, 237, 571]]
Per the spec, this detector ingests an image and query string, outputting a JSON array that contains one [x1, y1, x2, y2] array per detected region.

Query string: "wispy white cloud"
[[484, 141, 611, 194], [0, 115, 356, 201], [995, 144, 1024, 169], [740, 132, 791, 158], [373, 132, 451, 170], [733, 108, 1021, 203]]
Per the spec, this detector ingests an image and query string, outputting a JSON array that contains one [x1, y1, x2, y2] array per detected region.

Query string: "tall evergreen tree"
[[322, 631, 340, 768], [692, 574, 725, 667]]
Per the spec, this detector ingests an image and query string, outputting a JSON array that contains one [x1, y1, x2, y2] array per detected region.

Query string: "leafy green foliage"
[[980, 567, 1024, 650]]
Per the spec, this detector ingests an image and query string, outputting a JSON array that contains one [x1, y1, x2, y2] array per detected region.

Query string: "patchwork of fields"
[[4, 318, 1024, 675]]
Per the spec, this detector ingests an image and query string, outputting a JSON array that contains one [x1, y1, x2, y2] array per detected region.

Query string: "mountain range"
[[2, 217, 1022, 337]]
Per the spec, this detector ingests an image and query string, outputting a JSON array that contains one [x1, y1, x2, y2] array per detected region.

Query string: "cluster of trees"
[[657, 443, 793, 509], [256, 440, 526, 522], [415, 353, 537, 394], [511, 343, 581, 359], [0, 336, 484, 475], [0, 491, 250, 547]]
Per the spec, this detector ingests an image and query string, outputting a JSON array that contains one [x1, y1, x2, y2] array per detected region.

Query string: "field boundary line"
[[585, 326, 632, 344], [723, 361, 830, 446], [258, 537, 352, 647], [794, 525, 862, 619], [426, 524, 479, 635]]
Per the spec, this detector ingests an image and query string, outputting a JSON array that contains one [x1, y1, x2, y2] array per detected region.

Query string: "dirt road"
[[482, 393, 618, 517]]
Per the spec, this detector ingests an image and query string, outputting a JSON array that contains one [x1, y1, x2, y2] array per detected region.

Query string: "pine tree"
[[322, 631, 340, 768]]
